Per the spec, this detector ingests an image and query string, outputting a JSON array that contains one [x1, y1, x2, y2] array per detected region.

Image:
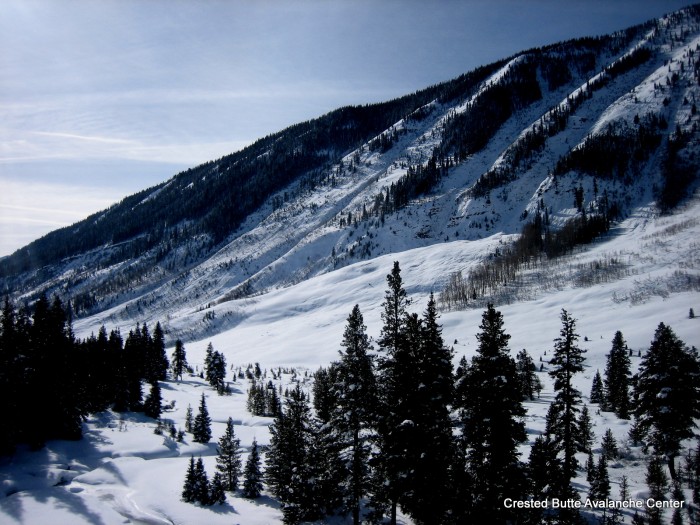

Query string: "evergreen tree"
[[330, 304, 377, 525], [589, 454, 611, 501], [457, 304, 527, 524], [371, 261, 410, 525], [548, 309, 586, 484], [182, 456, 198, 503], [242, 438, 263, 499], [577, 404, 595, 453], [646, 455, 669, 525], [185, 404, 193, 433], [192, 393, 212, 443], [123, 325, 145, 411], [516, 349, 542, 400], [590, 370, 605, 405], [605, 331, 632, 418], [406, 294, 455, 524], [209, 472, 227, 505], [527, 435, 563, 524], [145, 322, 168, 383], [266, 385, 320, 524], [586, 451, 596, 483], [194, 457, 211, 505], [171, 339, 188, 381], [312, 364, 340, 423], [143, 381, 162, 419], [205, 343, 227, 394], [634, 323, 700, 480], [602, 428, 619, 460], [216, 417, 242, 492]]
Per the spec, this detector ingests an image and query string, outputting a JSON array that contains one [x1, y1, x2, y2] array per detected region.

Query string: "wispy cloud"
[[0, 178, 118, 256]]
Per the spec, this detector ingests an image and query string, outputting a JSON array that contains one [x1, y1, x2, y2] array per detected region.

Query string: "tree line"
[[253, 262, 700, 525]]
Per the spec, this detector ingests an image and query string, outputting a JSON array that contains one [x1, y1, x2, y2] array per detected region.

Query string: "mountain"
[[2, 7, 700, 525], [1, 8, 699, 344]]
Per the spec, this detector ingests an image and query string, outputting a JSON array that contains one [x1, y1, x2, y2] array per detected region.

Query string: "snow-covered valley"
[[2, 7, 700, 525]]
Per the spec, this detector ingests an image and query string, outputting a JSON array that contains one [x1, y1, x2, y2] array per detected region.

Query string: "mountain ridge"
[[2, 6, 699, 345]]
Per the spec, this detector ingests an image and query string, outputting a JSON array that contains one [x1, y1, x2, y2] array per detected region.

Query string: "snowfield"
[[2, 189, 699, 524], [3, 8, 700, 524]]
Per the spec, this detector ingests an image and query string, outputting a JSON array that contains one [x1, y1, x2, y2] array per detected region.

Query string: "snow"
[[3, 9, 700, 524]]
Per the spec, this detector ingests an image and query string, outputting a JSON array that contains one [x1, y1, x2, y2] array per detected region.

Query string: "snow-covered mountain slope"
[[2, 10, 700, 524], [56, 6, 699, 347], [4, 170, 699, 525]]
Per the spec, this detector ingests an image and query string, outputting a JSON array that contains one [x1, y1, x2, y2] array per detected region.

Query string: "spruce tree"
[[266, 385, 320, 523], [371, 261, 410, 525], [528, 435, 563, 524], [577, 404, 595, 453], [182, 456, 198, 503], [194, 457, 210, 505], [216, 417, 242, 492], [209, 472, 227, 505], [143, 381, 162, 419], [330, 304, 376, 525], [185, 404, 193, 433], [634, 323, 700, 480], [548, 309, 586, 484], [590, 370, 605, 405], [605, 331, 632, 418], [312, 365, 340, 423], [205, 343, 227, 394], [171, 339, 188, 382], [602, 428, 619, 460], [646, 455, 669, 525], [457, 304, 527, 524], [192, 393, 212, 443], [406, 294, 455, 524], [589, 454, 610, 501], [242, 438, 263, 499], [516, 349, 541, 400]]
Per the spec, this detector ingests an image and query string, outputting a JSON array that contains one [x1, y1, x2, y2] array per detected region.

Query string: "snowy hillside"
[[0, 7, 698, 339], [2, 6, 700, 525], [2, 184, 699, 525]]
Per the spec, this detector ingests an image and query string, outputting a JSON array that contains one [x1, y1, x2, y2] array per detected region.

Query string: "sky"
[[0, 0, 693, 257]]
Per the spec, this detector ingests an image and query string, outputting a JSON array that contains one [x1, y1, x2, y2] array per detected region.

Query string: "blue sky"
[[0, 0, 692, 256]]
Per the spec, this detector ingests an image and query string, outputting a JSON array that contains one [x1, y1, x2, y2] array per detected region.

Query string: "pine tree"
[[192, 393, 212, 443], [586, 451, 596, 483], [216, 417, 242, 492], [528, 435, 563, 524], [577, 404, 595, 453], [182, 456, 198, 503], [242, 438, 263, 499], [266, 385, 320, 523], [205, 343, 227, 394], [602, 428, 619, 460], [457, 304, 527, 524], [634, 323, 700, 480], [646, 455, 669, 525], [589, 454, 610, 501], [194, 457, 210, 505], [590, 370, 605, 405], [209, 472, 227, 505], [185, 404, 193, 433], [330, 304, 376, 525], [143, 381, 162, 419], [144, 322, 168, 383], [516, 349, 541, 400], [548, 309, 586, 484], [605, 331, 632, 418], [371, 261, 410, 525], [171, 339, 188, 382], [312, 365, 340, 423], [405, 294, 455, 524]]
